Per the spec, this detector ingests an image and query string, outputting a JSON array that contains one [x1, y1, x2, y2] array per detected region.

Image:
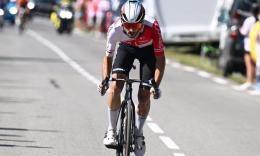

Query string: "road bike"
[[105, 76, 156, 156]]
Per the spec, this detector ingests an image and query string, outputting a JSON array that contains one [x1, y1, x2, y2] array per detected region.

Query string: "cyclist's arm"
[[154, 55, 165, 87], [152, 20, 165, 87], [102, 23, 118, 80], [102, 56, 113, 80]]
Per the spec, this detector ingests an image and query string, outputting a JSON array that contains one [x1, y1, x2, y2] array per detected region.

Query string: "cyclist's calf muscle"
[[137, 88, 151, 117]]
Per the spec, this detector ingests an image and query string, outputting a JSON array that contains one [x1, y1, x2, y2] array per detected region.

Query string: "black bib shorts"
[[112, 43, 156, 82]]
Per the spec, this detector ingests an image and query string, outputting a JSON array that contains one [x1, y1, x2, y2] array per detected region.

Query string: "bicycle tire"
[[116, 101, 126, 156], [123, 100, 132, 156]]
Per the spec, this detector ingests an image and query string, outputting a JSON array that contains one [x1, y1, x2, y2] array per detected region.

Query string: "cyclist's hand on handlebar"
[[150, 87, 161, 99], [98, 77, 109, 96], [149, 79, 161, 99]]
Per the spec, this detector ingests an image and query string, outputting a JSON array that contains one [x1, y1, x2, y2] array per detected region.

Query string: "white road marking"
[[27, 30, 100, 85], [182, 66, 196, 72], [173, 153, 186, 156], [159, 136, 180, 150], [167, 58, 260, 102], [147, 123, 164, 134], [197, 70, 212, 78], [212, 77, 228, 85], [171, 62, 182, 68]]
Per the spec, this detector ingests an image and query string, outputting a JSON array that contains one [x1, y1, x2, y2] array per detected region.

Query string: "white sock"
[[135, 114, 147, 136], [107, 108, 120, 131]]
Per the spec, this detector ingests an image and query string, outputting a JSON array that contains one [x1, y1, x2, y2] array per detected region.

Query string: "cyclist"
[[98, 0, 165, 155], [17, 0, 29, 11], [16, 0, 30, 29]]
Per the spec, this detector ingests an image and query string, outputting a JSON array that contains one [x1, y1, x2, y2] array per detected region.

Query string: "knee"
[[109, 82, 123, 96]]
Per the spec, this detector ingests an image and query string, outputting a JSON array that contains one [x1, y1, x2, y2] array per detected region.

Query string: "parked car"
[[33, 0, 56, 16], [218, 0, 257, 77]]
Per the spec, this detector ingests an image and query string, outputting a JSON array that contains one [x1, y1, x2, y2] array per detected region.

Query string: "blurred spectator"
[[110, 0, 120, 12], [249, 3, 260, 95], [236, 3, 259, 91], [75, 0, 87, 28], [111, 0, 126, 13], [86, 0, 110, 36]]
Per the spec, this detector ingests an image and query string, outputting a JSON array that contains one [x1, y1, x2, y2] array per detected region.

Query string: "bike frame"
[[116, 77, 136, 156], [109, 77, 153, 156]]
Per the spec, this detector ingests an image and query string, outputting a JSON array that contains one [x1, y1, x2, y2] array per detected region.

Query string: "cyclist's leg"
[[105, 43, 135, 131], [134, 45, 155, 156], [136, 86, 150, 135], [135, 86, 150, 156], [136, 45, 156, 135], [104, 44, 135, 146], [103, 72, 125, 146]]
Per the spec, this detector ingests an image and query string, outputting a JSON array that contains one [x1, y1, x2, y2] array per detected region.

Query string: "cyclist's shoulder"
[[144, 15, 159, 28], [108, 17, 122, 32], [107, 17, 123, 39]]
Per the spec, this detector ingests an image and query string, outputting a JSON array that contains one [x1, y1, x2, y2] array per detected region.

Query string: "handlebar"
[[109, 77, 157, 88]]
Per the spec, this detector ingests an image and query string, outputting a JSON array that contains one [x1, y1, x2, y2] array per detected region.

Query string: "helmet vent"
[[136, 8, 144, 23], [121, 0, 145, 23], [121, 14, 128, 23]]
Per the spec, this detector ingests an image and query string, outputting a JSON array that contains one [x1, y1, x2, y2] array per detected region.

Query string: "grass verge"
[[165, 47, 246, 84]]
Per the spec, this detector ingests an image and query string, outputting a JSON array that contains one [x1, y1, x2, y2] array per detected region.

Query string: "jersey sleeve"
[[106, 24, 118, 57], [152, 20, 165, 56]]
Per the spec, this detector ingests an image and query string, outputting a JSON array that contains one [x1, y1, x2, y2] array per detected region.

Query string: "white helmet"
[[121, 0, 145, 24], [121, 0, 145, 38]]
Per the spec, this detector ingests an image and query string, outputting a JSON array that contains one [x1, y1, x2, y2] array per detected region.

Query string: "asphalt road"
[[0, 18, 259, 156]]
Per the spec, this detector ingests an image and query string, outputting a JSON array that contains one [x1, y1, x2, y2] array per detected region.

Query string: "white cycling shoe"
[[103, 129, 117, 147], [134, 135, 146, 156]]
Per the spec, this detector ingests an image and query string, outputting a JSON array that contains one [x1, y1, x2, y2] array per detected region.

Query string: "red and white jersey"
[[106, 15, 165, 57]]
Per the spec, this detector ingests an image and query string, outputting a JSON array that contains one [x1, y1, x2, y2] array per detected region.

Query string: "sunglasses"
[[122, 22, 143, 31]]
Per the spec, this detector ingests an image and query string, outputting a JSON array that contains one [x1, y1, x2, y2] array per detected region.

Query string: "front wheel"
[[123, 101, 132, 156], [116, 100, 133, 156]]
